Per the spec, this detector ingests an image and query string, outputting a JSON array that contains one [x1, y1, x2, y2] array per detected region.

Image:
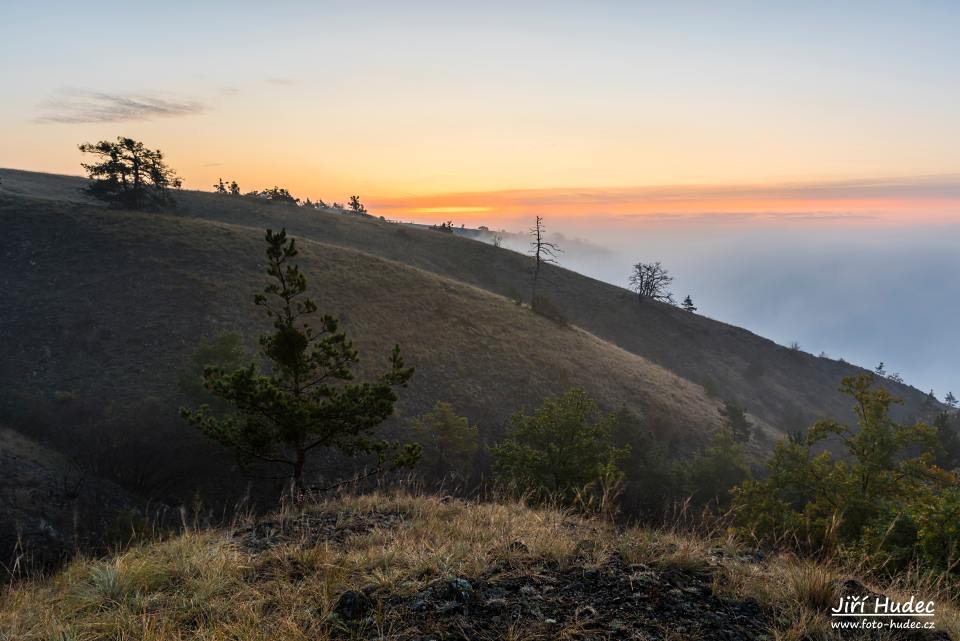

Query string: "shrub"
[[176, 332, 246, 412], [612, 407, 686, 518], [492, 389, 628, 505], [252, 186, 298, 204], [734, 374, 959, 572], [410, 402, 479, 483], [531, 295, 567, 326], [685, 425, 750, 508], [719, 399, 752, 443]]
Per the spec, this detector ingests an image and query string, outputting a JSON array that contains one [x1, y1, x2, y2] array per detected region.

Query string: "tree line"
[[79, 136, 370, 216]]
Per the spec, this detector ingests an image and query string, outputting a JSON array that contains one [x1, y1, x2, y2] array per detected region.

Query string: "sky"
[[1, 1, 959, 393]]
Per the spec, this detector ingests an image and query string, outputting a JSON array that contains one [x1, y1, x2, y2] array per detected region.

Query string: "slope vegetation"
[[1, 169, 934, 434], [0, 174, 721, 489]]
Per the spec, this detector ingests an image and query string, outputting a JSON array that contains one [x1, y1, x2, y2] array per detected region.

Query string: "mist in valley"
[[495, 217, 960, 396]]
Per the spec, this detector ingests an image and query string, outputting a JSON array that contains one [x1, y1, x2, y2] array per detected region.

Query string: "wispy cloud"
[[36, 89, 206, 124]]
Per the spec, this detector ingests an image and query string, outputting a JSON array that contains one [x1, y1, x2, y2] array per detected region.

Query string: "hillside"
[[0, 427, 141, 570], [0, 170, 726, 505], [0, 167, 946, 559], [0, 168, 938, 438], [2, 491, 956, 640]]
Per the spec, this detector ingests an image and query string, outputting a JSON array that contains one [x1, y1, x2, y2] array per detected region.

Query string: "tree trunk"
[[531, 257, 540, 305], [292, 448, 306, 492]]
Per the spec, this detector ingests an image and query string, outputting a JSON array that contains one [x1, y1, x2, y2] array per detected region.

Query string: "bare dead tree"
[[628, 261, 675, 304], [528, 216, 561, 303]]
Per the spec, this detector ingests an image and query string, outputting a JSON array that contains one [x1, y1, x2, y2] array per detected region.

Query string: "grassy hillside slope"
[[3, 492, 956, 640], [0, 169, 934, 434], [0, 180, 723, 480]]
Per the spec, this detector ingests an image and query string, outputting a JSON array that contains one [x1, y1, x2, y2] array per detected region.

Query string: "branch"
[[304, 466, 383, 494]]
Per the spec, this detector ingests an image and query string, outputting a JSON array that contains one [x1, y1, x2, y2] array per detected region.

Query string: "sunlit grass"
[[2, 491, 959, 640]]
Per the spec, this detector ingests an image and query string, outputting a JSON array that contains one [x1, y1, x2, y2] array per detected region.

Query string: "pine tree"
[[410, 402, 479, 483], [719, 399, 752, 443], [681, 295, 697, 312], [348, 195, 367, 214], [181, 228, 418, 490], [79, 137, 181, 209]]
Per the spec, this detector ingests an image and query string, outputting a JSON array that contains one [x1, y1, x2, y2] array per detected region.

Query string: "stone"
[[333, 590, 372, 621]]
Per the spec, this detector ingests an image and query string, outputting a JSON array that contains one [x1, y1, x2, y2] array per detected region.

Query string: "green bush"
[[734, 374, 960, 573], [492, 389, 627, 505], [177, 332, 246, 412], [410, 402, 479, 483], [685, 424, 750, 508], [531, 295, 567, 326], [612, 407, 686, 518]]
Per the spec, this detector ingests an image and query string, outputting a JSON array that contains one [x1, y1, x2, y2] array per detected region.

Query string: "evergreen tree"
[[720, 399, 752, 443], [177, 332, 246, 413], [933, 411, 960, 471], [79, 137, 181, 209], [681, 295, 697, 312], [686, 424, 750, 507], [410, 402, 479, 483], [920, 389, 938, 418], [256, 186, 298, 204], [348, 195, 367, 214], [612, 407, 685, 518], [946, 391, 958, 409], [181, 228, 418, 490]]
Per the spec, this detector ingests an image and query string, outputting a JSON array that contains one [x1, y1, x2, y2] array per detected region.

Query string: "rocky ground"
[[3, 494, 955, 640], [238, 503, 952, 641], [338, 555, 770, 640]]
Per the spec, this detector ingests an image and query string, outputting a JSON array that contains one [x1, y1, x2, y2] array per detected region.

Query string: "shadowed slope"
[[1, 169, 931, 432], [0, 187, 723, 468]]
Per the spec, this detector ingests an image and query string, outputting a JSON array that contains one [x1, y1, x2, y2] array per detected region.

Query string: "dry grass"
[[3, 167, 941, 451], [4, 491, 955, 641], [1, 178, 722, 447], [0, 493, 600, 640]]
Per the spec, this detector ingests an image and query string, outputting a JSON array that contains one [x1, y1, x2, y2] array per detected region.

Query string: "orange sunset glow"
[[370, 178, 960, 227]]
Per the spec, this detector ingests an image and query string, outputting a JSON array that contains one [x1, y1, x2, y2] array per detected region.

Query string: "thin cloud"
[[36, 90, 206, 124], [265, 77, 297, 86]]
